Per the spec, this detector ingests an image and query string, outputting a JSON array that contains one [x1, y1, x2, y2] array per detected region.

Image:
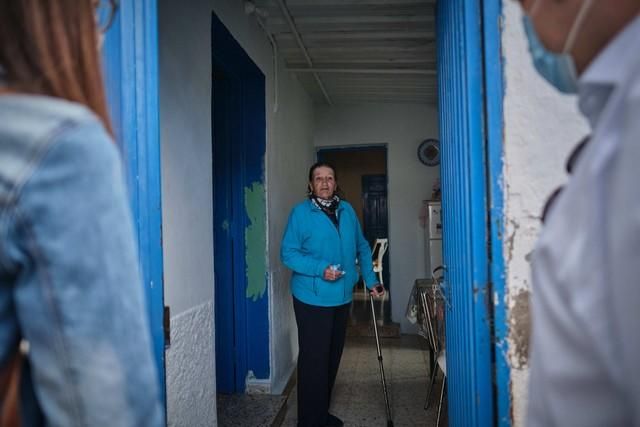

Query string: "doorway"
[[212, 13, 269, 395], [101, 0, 165, 404], [316, 146, 394, 333]]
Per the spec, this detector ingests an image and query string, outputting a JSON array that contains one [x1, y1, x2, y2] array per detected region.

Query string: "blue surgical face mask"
[[522, 15, 578, 94], [522, 0, 595, 94]]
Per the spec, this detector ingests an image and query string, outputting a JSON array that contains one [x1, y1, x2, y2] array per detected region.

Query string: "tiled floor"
[[217, 393, 287, 427], [280, 335, 444, 427], [217, 289, 444, 427], [349, 283, 393, 325], [346, 288, 401, 338]]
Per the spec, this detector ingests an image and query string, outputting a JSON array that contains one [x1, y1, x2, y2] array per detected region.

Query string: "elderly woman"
[[281, 162, 385, 427]]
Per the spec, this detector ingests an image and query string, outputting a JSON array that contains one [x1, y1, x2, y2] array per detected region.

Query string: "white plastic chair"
[[371, 238, 388, 285]]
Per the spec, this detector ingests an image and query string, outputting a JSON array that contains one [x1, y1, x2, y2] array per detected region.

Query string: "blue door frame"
[[212, 12, 269, 394], [437, 0, 508, 425], [483, 0, 511, 425], [102, 0, 165, 405]]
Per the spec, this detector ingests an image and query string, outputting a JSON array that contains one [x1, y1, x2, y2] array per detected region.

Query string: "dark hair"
[[0, 0, 114, 135], [307, 162, 345, 198], [308, 162, 338, 182]]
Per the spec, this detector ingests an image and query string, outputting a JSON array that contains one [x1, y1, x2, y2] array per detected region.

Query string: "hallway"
[[153, 0, 506, 425], [82, 0, 600, 422], [217, 292, 437, 426], [280, 335, 442, 427]]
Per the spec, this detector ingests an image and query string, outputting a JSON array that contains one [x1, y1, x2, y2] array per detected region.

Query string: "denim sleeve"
[[280, 208, 328, 277], [9, 120, 163, 427]]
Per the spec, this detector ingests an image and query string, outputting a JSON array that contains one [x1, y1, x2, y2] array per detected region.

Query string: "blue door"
[[362, 174, 390, 288], [102, 0, 165, 403], [437, 0, 493, 425], [212, 63, 240, 393], [212, 13, 269, 394]]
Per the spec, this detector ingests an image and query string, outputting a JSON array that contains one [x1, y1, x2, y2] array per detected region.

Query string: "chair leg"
[[424, 365, 437, 410], [436, 376, 446, 427]]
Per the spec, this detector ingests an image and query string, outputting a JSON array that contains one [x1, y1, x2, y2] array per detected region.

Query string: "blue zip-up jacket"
[[0, 95, 163, 426], [281, 199, 378, 307]]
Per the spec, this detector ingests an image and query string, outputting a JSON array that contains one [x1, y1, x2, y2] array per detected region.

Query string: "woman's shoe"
[[326, 414, 344, 427]]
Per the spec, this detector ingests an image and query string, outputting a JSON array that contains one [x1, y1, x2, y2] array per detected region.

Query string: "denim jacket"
[[281, 199, 378, 307], [0, 95, 163, 426]]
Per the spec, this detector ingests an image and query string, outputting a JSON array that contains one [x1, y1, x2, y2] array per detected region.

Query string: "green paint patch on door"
[[244, 182, 267, 301]]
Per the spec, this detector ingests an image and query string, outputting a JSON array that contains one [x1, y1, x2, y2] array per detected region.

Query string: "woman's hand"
[[370, 284, 385, 297], [323, 266, 344, 281]]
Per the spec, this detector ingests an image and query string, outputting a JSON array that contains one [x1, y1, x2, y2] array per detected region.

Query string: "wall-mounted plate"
[[418, 139, 440, 166]]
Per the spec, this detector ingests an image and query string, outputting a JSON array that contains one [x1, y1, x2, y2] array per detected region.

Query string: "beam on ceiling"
[[276, 0, 332, 105], [286, 60, 436, 68], [267, 15, 434, 26], [267, 19, 431, 33], [257, 0, 435, 6], [280, 45, 436, 55], [259, 5, 433, 18], [275, 37, 435, 50], [288, 67, 436, 75], [274, 30, 435, 42], [329, 97, 437, 105]]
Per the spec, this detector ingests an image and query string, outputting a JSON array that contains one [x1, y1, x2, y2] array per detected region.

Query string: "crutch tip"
[[387, 421, 394, 427]]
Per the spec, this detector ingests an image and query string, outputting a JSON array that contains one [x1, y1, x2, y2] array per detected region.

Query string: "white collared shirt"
[[528, 16, 640, 427]]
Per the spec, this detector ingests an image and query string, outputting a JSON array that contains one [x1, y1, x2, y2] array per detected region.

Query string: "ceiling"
[[251, 0, 438, 105]]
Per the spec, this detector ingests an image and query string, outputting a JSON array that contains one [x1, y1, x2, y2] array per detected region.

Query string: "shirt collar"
[[578, 15, 640, 127], [308, 197, 343, 212]]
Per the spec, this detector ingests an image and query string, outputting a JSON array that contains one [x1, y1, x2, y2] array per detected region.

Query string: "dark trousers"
[[293, 297, 350, 427]]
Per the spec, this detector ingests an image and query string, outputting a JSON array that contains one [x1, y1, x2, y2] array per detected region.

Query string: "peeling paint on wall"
[[245, 182, 267, 301], [501, 0, 590, 423], [509, 288, 530, 369], [506, 217, 520, 263]]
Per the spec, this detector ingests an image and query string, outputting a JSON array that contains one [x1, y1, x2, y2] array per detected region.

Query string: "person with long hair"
[[0, 1, 162, 425], [281, 162, 385, 427]]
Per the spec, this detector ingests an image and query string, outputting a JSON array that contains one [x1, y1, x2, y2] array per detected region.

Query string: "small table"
[[408, 278, 446, 374]]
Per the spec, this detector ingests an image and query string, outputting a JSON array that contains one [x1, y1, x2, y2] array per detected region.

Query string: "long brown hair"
[[0, 0, 113, 134]]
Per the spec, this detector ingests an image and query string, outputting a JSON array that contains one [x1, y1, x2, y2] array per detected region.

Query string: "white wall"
[[501, 2, 589, 425], [266, 77, 316, 394], [159, 0, 314, 423], [158, 1, 217, 422], [314, 103, 440, 333]]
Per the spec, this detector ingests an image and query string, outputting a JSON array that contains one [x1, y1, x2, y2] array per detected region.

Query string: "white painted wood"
[[274, 30, 435, 42], [275, 0, 333, 104], [288, 67, 436, 75], [253, 0, 437, 105], [255, 0, 435, 7]]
